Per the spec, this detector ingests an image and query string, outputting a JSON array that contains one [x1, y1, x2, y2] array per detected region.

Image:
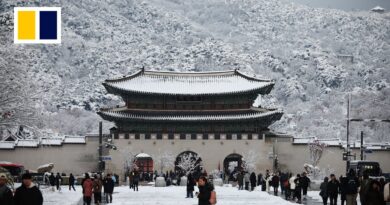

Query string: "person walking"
[[93, 175, 103, 205], [129, 171, 134, 189], [49, 172, 55, 191], [301, 172, 311, 200], [284, 173, 291, 200], [364, 180, 385, 205], [280, 172, 288, 195], [250, 172, 257, 191], [103, 174, 114, 203], [237, 171, 244, 190], [69, 173, 76, 191], [0, 173, 14, 205], [320, 177, 329, 205], [345, 169, 360, 205], [186, 173, 195, 198], [272, 173, 280, 196], [196, 176, 214, 205], [359, 171, 371, 205], [327, 174, 340, 205], [14, 173, 43, 205], [55, 173, 62, 191], [257, 173, 263, 186], [244, 172, 250, 191], [82, 173, 93, 205], [132, 170, 139, 191], [294, 174, 302, 204], [339, 175, 347, 205], [289, 173, 296, 201]]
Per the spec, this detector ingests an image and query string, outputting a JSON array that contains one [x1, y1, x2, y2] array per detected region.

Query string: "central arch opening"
[[224, 153, 243, 181]]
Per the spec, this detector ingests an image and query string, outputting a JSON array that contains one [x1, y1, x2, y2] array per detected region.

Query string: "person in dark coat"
[[69, 173, 76, 191], [250, 172, 257, 191], [237, 172, 244, 190], [132, 170, 139, 191], [294, 174, 302, 204], [49, 173, 55, 191], [0, 173, 14, 205], [301, 172, 311, 199], [345, 169, 360, 205], [359, 171, 371, 205], [187, 173, 196, 198], [14, 173, 43, 205], [103, 174, 115, 203], [257, 173, 263, 186], [339, 175, 347, 205], [364, 180, 385, 205], [320, 177, 329, 205], [327, 174, 340, 205], [196, 176, 214, 205], [272, 174, 280, 196], [55, 172, 62, 191], [280, 172, 288, 195]]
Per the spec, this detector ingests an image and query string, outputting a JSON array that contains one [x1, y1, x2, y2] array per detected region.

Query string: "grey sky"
[[282, 0, 389, 11]]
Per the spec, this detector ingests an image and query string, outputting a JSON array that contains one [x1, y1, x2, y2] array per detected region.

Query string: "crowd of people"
[[319, 169, 389, 205], [81, 173, 116, 205]]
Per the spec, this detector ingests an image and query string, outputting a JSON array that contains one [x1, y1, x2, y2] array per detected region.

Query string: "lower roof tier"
[[97, 108, 283, 123]]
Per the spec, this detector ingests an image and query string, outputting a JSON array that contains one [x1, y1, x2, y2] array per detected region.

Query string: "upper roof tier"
[[103, 69, 275, 96]]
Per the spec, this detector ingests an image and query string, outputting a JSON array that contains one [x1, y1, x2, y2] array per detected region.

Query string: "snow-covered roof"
[[0, 141, 15, 149], [41, 138, 63, 146], [64, 136, 86, 144], [98, 108, 283, 122], [136, 153, 151, 158], [16, 139, 39, 147], [292, 137, 341, 146], [103, 69, 274, 96], [371, 6, 385, 12]]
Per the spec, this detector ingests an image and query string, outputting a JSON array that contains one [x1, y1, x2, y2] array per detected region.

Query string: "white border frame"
[[14, 7, 61, 44]]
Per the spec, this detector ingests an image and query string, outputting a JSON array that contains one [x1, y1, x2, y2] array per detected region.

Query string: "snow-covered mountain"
[[0, 0, 389, 141]]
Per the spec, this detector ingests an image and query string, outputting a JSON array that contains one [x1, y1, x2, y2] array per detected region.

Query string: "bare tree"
[[307, 140, 327, 178], [242, 150, 258, 172], [122, 151, 137, 174], [175, 152, 201, 175], [154, 151, 175, 174]]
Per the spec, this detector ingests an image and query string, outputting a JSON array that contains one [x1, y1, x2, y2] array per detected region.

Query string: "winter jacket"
[[49, 174, 55, 186], [0, 184, 14, 205], [198, 183, 213, 205], [320, 182, 328, 198], [14, 183, 43, 205], [345, 176, 359, 195], [237, 173, 244, 185], [82, 178, 94, 197], [93, 179, 103, 193], [359, 178, 371, 200], [55, 174, 62, 186], [327, 179, 340, 195], [301, 176, 311, 188], [365, 185, 385, 205], [250, 173, 257, 186], [187, 174, 195, 191], [272, 175, 280, 188], [69, 175, 75, 185], [289, 177, 296, 190], [244, 173, 250, 183], [103, 178, 115, 194]]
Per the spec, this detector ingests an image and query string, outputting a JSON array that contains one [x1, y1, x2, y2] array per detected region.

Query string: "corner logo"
[[14, 7, 61, 44]]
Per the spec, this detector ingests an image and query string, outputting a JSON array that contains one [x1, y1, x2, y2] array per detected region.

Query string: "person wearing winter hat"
[[14, 173, 43, 205]]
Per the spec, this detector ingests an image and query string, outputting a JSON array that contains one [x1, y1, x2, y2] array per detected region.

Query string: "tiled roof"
[[103, 69, 274, 95]]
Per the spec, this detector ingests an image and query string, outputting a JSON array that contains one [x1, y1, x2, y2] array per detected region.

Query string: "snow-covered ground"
[[307, 191, 361, 205], [41, 185, 295, 205]]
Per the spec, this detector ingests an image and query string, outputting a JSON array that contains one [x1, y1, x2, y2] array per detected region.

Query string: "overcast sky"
[[282, 0, 389, 11]]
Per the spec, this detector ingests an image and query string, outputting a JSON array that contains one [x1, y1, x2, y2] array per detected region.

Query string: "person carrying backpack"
[[345, 169, 360, 205]]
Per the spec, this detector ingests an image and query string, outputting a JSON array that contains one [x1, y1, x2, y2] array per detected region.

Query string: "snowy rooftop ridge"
[[98, 109, 283, 121], [371, 6, 385, 12], [0, 136, 86, 149], [103, 69, 275, 96]]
